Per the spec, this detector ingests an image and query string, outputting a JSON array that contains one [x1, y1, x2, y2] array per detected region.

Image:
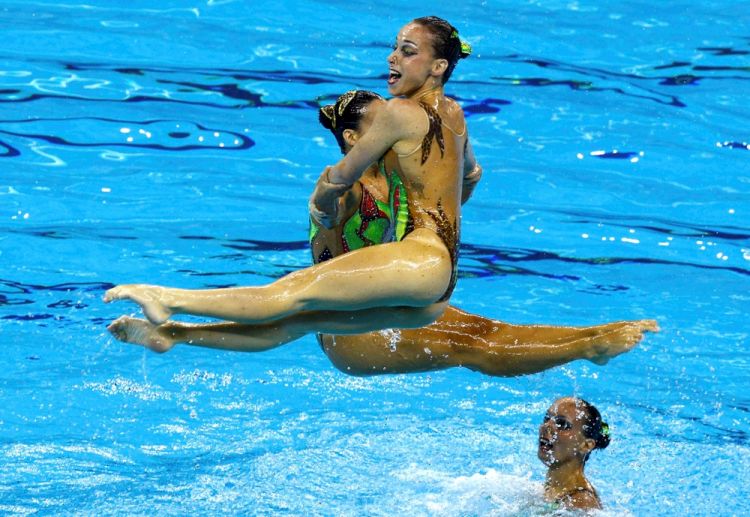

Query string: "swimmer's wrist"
[[326, 166, 354, 188]]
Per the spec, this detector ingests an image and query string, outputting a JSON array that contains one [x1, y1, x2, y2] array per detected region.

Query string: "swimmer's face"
[[342, 98, 386, 153], [387, 23, 446, 97], [538, 398, 595, 467]]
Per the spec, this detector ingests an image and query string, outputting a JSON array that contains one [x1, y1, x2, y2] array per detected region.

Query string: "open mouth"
[[539, 437, 553, 449], [388, 69, 402, 85]]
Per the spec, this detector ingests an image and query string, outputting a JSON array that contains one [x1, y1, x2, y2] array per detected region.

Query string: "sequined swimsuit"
[[382, 100, 466, 302], [309, 160, 410, 264], [310, 100, 465, 303]]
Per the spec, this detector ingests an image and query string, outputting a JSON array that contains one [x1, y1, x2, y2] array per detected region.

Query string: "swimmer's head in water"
[[538, 397, 610, 467], [412, 16, 471, 84], [319, 90, 384, 154]]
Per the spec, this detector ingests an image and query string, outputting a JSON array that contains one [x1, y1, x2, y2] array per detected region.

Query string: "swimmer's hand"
[[309, 166, 350, 229]]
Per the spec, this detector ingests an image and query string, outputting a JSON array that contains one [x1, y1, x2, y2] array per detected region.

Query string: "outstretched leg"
[[108, 316, 305, 354], [107, 303, 446, 353], [109, 305, 658, 379], [104, 229, 451, 326], [321, 307, 659, 376]]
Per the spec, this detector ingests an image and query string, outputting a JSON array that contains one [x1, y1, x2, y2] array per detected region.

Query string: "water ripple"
[[0, 117, 253, 153]]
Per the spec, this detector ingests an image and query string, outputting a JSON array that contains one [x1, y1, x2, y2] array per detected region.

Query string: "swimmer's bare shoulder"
[[444, 97, 467, 130], [564, 489, 602, 511], [380, 97, 429, 154], [326, 97, 427, 187]]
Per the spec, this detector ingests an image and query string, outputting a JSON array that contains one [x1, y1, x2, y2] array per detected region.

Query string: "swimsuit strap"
[[396, 101, 445, 164], [443, 118, 466, 138]]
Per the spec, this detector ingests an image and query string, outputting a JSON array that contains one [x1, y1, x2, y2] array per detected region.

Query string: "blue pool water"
[[2, 0, 749, 514]]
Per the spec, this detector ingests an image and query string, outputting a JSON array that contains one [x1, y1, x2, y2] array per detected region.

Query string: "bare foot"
[[103, 284, 173, 325], [587, 319, 659, 365], [108, 316, 175, 353]]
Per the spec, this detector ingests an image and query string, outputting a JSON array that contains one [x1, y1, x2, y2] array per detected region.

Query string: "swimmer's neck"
[[404, 82, 444, 102], [544, 460, 589, 495]]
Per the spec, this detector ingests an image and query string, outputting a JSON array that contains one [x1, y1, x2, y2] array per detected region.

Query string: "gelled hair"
[[412, 16, 471, 84], [319, 90, 384, 154], [576, 398, 611, 461]]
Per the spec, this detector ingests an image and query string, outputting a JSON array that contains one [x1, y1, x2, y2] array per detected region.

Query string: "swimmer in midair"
[[109, 89, 657, 377], [105, 17, 488, 333]]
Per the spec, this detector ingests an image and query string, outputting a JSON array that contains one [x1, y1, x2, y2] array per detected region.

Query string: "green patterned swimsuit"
[[309, 160, 410, 263]]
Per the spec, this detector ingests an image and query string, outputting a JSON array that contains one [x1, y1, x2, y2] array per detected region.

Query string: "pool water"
[[1, 0, 749, 514]]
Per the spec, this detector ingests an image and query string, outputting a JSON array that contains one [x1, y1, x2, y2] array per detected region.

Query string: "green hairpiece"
[[449, 29, 471, 57], [601, 423, 610, 437]]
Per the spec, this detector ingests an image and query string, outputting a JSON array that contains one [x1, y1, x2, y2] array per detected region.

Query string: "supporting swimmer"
[[108, 87, 658, 377], [539, 397, 610, 510]]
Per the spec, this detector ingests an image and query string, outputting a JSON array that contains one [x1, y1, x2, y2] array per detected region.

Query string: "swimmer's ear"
[[581, 438, 596, 456], [342, 128, 358, 148], [431, 58, 449, 79]]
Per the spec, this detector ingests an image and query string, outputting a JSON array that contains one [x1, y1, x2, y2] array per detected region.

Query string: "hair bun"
[[318, 104, 335, 130]]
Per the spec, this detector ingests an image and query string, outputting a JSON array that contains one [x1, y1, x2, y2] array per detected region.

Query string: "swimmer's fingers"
[[309, 197, 338, 228], [310, 166, 350, 228]]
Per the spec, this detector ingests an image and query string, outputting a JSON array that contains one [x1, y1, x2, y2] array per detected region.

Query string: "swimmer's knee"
[[397, 303, 447, 328], [321, 337, 375, 376]]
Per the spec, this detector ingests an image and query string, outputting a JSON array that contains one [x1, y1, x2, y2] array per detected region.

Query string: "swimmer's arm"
[[310, 101, 409, 228], [461, 137, 482, 204], [325, 99, 411, 186]]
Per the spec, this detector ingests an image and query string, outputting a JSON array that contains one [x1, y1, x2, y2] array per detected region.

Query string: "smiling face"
[[538, 398, 596, 467], [386, 23, 446, 97]]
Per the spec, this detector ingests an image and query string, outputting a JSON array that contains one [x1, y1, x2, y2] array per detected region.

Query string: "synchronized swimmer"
[[104, 16, 658, 511], [538, 397, 611, 511]]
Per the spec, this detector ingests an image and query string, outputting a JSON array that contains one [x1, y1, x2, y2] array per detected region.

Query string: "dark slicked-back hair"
[[319, 90, 383, 154], [412, 16, 471, 84], [575, 398, 611, 462]]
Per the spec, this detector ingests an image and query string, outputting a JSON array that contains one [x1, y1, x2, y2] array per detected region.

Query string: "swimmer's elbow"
[[464, 162, 482, 182], [461, 163, 483, 204]]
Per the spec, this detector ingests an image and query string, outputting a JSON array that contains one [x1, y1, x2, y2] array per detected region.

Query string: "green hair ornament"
[[451, 29, 472, 58], [601, 422, 610, 437]]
